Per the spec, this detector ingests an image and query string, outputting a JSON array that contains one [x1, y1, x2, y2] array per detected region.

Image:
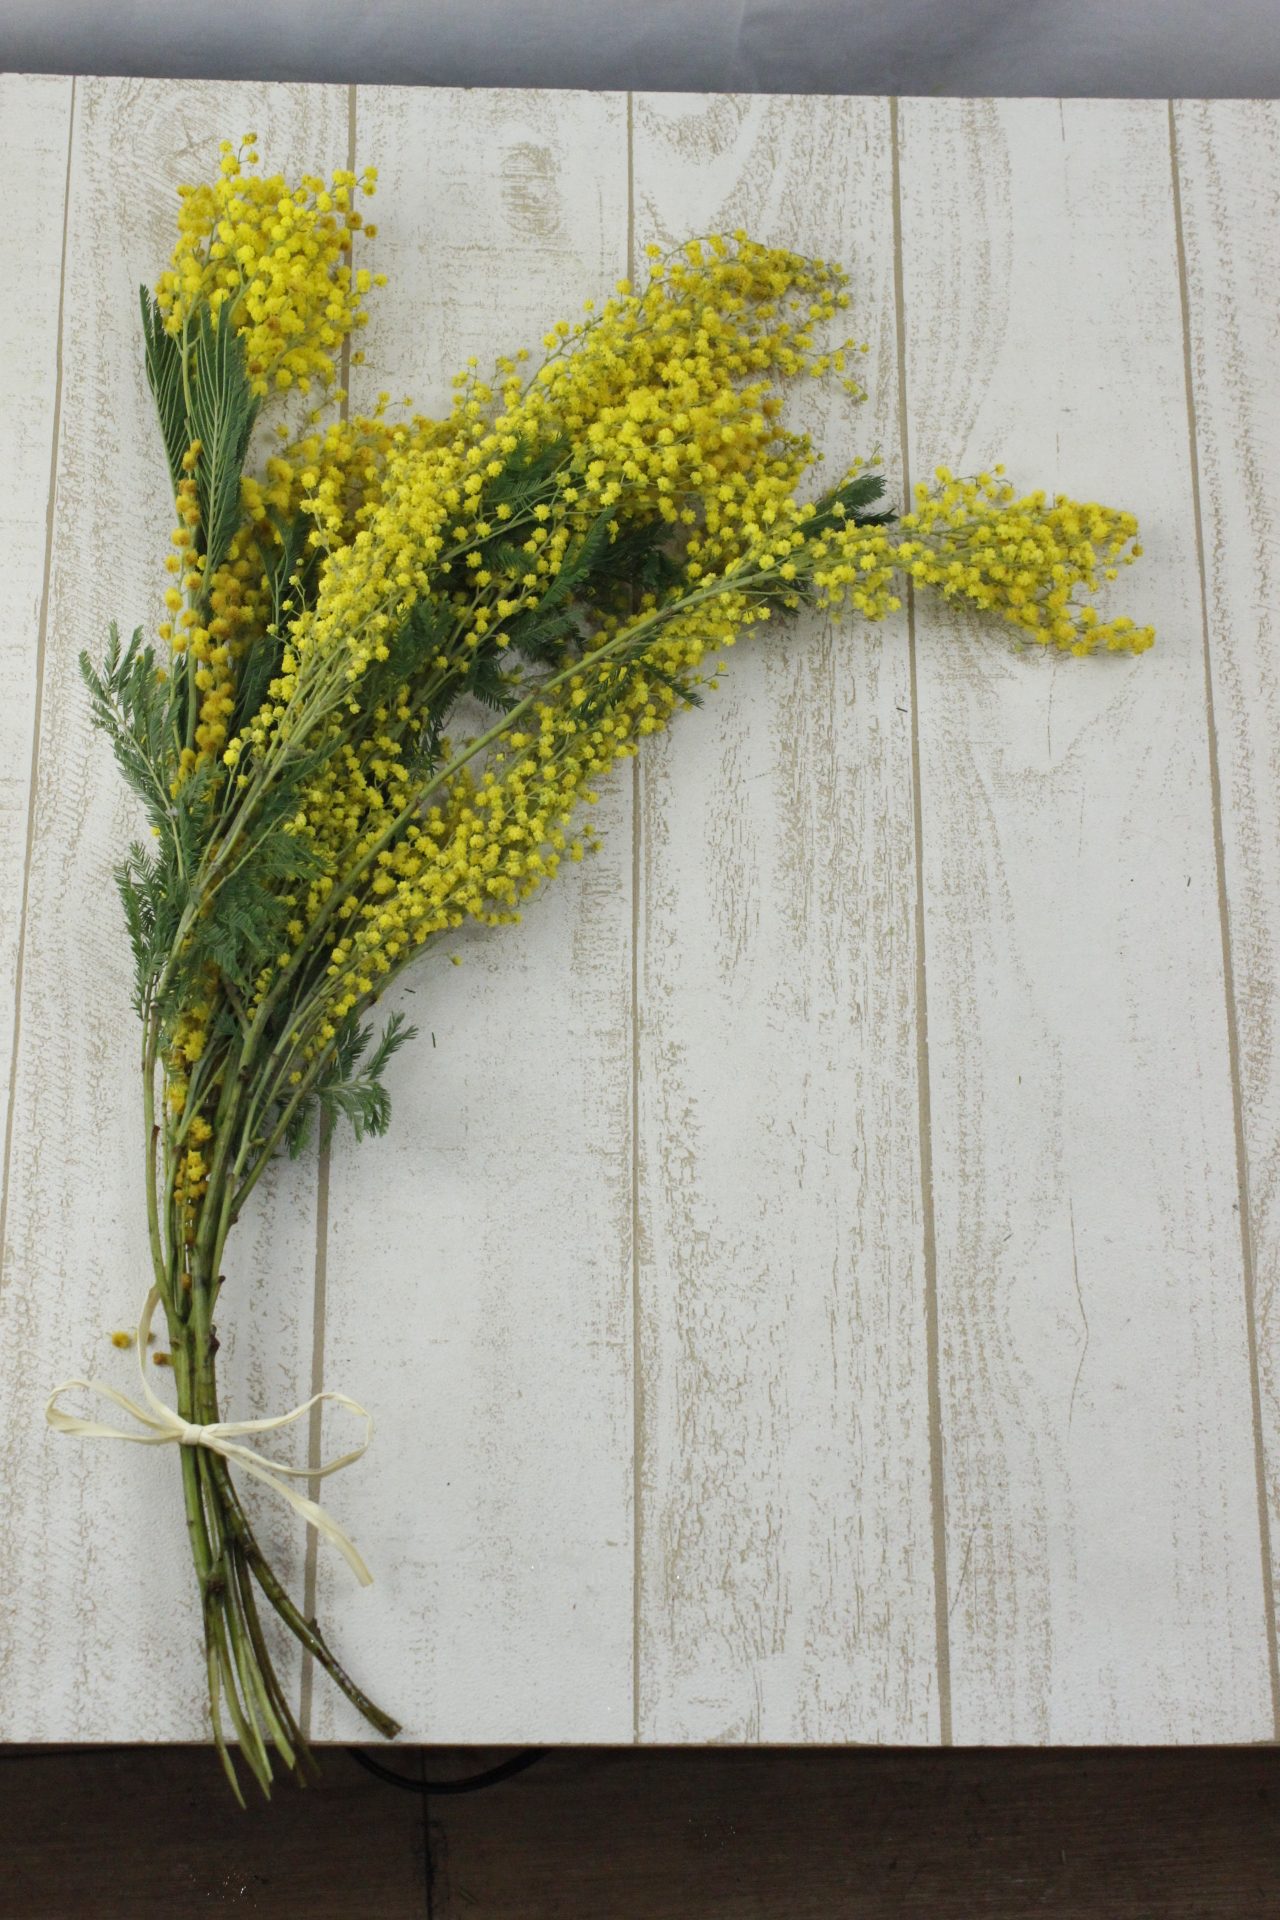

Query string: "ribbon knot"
[[45, 1287, 375, 1587]]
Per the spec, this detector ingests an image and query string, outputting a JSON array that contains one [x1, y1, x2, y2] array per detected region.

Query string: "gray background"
[[2, 0, 1276, 96]]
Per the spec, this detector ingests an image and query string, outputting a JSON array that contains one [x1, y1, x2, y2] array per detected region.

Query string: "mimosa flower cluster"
[[155, 135, 383, 394], [78, 140, 1154, 1800]]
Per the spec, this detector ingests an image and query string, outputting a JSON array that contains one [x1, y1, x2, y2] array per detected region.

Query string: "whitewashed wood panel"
[[3, 77, 1278, 1749], [311, 86, 636, 1744], [0, 77, 348, 1740], [1173, 97, 1280, 1714], [897, 97, 1273, 1741], [0, 74, 72, 1269], [630, 93, 940, 1743]]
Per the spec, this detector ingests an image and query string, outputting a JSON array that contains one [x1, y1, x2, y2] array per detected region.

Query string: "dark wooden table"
[[1, 1746, 1275, 1916]]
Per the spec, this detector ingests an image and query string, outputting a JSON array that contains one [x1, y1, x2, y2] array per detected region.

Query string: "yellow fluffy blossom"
[[880, 467, 1154, 654], [155, 136, 385, 397]]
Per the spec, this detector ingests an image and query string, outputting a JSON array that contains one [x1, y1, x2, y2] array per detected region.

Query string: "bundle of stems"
[[67, 137, 1155, 1798]]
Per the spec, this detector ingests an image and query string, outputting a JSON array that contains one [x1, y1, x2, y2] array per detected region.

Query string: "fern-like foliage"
[[112, 840, 182, 1015], [500, 509, 613, 669], [482, 438, 569, 520], [80, 625, 196, 1012], [183, 826, 323, 1001], [808, 466, 894, 538], [139, 288, 191, 498], [188, 307, 260, 583], [602, 517, 685, 603], [80, 623, 177, 839], [225, 509, 318, 739], [285, 1009, 418, 1153]]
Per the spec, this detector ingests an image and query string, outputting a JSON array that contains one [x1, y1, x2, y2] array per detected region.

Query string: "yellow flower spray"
[[66, 138, 1153, 1800]]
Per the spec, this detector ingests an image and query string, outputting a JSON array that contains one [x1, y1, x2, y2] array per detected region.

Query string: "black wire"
[[346, 1745, 548, 1796]]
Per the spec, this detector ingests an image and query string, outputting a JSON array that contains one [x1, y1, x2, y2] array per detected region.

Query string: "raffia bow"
[[45, 1286, 374, 1586]]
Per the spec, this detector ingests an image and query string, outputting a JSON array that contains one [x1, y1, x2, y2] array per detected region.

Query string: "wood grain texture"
[[6, 1744, 1280, 1917], [0, 74, 72, 1266], [311, 86, 636, 1745], [0, 1745, 428, 1915], [3, 79, 1278, 1750], [1172, 97, 1280, 1729], [0, 78, 348, 1739], [897, 97, 1273, 1741], [630, 94, 939, 1743], [427, 1746, 1280, 1920]]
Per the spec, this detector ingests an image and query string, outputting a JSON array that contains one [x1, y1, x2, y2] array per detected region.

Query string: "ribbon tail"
[[229, 1450, 374, 1588]]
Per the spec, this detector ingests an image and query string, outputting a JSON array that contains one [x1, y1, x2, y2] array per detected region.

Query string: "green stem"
[[229, 1045, 336, 1218], [178, 1218, 401, 1778], [141, 1005, 173, 1308], [229, 1542, 313, 1779], [207, 1452, 402, 1742], [171, 1329, 258, 1798]]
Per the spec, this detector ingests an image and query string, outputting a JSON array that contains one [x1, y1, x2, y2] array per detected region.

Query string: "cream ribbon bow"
[[45, 1286, 375, 1586]]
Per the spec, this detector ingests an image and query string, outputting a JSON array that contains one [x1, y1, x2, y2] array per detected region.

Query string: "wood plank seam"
[[1167, 96, 1280, 1738], [0, 78, 75, 1304], [890, 93, 954, 1747], [625, 85, 644, 1751]]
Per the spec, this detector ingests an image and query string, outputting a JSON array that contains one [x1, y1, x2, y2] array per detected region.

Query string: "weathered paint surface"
[[1, 81, 1274, 1744]]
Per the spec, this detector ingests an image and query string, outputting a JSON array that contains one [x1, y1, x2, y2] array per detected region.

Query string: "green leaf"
[[188, 305, 260, 582], [140, 287, 190, 497], [821, 467, 895, 530], [113, 840, 181, 1014], [312, 1009, 418, 1148], [80, 622, 179, 844], [182, 819, 323, 999]]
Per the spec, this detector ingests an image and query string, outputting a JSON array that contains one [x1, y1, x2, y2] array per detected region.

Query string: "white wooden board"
[[0, 75, 70, 1169], [1173, 96, 1280, 1724], [630, 93, 940, 1745], [0, 77, 1276, 1746], [897, 96, 1272, 1743]]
